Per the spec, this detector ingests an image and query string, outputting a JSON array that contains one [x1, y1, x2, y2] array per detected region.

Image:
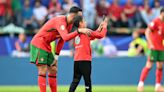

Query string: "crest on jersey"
[[75, 36, 80, 45], [60, 25, 65, 30]]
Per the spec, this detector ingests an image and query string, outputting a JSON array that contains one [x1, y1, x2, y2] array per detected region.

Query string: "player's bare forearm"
[[55, 38, 65, 55]]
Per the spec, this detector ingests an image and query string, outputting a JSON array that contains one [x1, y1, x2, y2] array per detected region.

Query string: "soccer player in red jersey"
[[30, 6, 91, 92], [137, 8, 164, 92], [69, 16, 108, 92]]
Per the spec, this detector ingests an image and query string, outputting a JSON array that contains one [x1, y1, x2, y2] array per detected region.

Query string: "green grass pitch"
[[0, 85, 155, 92]]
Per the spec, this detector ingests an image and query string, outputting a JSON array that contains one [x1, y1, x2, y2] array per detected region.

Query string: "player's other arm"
[[55, 38, 65, 55], [145, 21, 156, 49], [57, 24, 90, 41]]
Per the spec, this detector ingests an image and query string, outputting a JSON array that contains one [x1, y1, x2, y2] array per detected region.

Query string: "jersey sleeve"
[[55, 22, 78, 41], [148, 20, 158, 32], [90, 28, 107, 40], [55, 38, 65, 55]]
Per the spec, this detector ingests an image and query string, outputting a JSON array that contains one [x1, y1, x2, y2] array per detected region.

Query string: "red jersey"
[[74, 28, 107, 61], [31, 15, 78, 54], [148, 17, 164, 50]]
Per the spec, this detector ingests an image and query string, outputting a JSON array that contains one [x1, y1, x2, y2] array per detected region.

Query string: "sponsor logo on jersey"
[[75, 36, 80, 45]]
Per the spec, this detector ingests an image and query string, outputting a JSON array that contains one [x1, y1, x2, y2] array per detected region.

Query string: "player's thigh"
[[37, 65, 47, 75], [47, 64, 58, 74]]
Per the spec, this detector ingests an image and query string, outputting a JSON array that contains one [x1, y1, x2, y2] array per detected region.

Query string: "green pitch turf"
[[0, 85, 155, 92]]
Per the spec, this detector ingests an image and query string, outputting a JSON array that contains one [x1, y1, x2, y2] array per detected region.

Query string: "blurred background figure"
[[12, 33, 30, 57], [139, 0, 156, 27], [48, 0, 63, 19], [95, 0, 109, 27], [128, 31, 148, 57], [123, 0, 141, 28], [152, 0, 162, 18], [108, 0, 128, 27], [83, 0, 96, 29], [11, 0, 22, 27], [0, 0, 7, 27], [22, 0, 36, 34], [33, 0, 48, 29], [62, 0, 78, 14]]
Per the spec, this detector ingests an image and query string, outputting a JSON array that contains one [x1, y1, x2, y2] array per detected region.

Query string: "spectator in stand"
[[12, 33, 30, 57], [139, 0, 156, 26], [128, 31, 148, 57], [22, 0, 36, 33], [83, 0, 96, 29], [0, 0, 7, 27], [95, 0, 109, 27], [48, 0, 63, 19], [152, 0, 162, 18], [124, 0, 141, 28], [108, 0, 128, 27], [33, 0, 48, 29], [11, 0, 22, 26], [62, 0, 78, 14]]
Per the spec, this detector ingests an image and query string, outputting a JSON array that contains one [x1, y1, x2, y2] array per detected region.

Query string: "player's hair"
[[69, 6, 82, 14], [73, 15, 83, 28], [160, 7, 164, 14]]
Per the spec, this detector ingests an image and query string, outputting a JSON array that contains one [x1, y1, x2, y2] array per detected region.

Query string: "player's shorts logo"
[[40, 58, 44, 62], [60, 25, 65, 30], [75, 36, 80, 45]]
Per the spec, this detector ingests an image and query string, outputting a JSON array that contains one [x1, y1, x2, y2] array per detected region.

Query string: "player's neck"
[[66, 15, 72, 24]]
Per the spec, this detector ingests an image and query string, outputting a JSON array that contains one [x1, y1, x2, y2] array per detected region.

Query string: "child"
[[69, 15, 108, 92]]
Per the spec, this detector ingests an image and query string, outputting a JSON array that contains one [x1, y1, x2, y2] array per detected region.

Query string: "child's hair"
[[73, 15, 83, 28]]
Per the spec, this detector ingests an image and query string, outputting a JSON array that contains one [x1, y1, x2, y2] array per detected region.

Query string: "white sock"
[[138, 81, 144, 87], [155, 83, 161, 89]]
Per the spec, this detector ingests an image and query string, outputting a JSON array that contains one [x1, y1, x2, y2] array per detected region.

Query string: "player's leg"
[[155, 62, 164, 92], [137, 57, 153, 92], [80, 61, 92, 92], [47, 64, 57, 92], [155, 50, 164, 92], [37, 65, 47, 92], [47, 52, 57, 92], [69, 62, 82, 92]]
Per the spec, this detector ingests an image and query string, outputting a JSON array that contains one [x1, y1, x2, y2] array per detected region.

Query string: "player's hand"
[[78, 28, 91, 35], [51, 59, 57, 67], [149, 44, 154, 49]]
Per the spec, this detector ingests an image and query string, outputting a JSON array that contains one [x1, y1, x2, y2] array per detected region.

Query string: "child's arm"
[[89, 20, 108, 40], [89, 28, 107, 40]]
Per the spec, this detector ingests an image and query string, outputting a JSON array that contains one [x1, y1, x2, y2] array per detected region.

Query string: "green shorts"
[[149, 49, 164, 62], [30, 44, 54, 66]]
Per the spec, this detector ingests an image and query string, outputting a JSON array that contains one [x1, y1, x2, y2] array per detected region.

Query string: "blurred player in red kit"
[[69, 15, 108, 92], [30, 6, 91, 92], [137, 8, 164, 92]]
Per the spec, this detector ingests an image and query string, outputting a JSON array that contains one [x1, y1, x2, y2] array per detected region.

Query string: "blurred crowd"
[[0, 0, 163, 33]]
